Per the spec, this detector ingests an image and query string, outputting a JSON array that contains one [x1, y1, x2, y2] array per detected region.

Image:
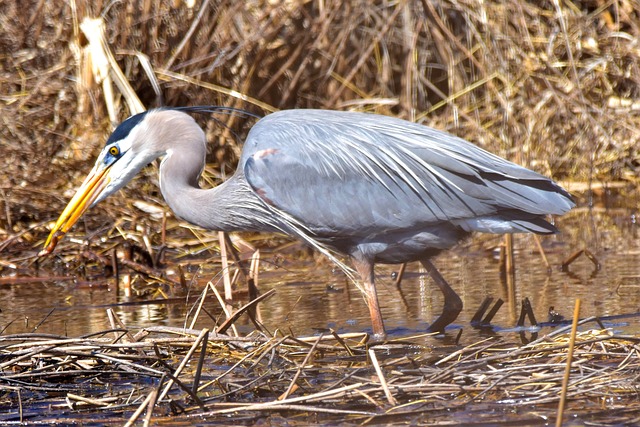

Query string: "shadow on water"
[[1, 189, 639, 344]]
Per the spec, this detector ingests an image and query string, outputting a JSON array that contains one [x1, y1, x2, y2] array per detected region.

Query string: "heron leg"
[[352, 257, 386, 340], [419, 258, 463, 333]]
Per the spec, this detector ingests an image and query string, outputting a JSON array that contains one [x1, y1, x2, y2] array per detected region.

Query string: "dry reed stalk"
[[157, 69, 278, 112], [556, 299, 581, 427], [123, 388, 156, 427], [216, 288, 275, 334], [533, 234, 551, 271], [143, 388, 159, 427], [106, 308, 138, 344], [188, 281, 211, 330], [1, 313, 640, 424], [66, 393, 117, 407], [280, 333, 323, 401], [217, 231, 233, 302], [368, 348, 398, 406], [249, 249, 260, 287], [208, 280, 238, 336], [204, 382, 367, 415], [79, 16, 145, 119]]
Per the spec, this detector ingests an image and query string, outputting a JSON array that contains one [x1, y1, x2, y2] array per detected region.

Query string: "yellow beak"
[[39, 163, 112, 256]]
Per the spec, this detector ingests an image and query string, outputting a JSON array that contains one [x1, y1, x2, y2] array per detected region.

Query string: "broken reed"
[[1, 314, 639, 424]]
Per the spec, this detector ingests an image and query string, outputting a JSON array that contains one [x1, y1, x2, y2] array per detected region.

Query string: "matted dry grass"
[[1, 312, 639, 425]]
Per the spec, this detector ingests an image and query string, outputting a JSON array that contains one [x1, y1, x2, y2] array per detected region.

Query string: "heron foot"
[[368, 331, 388, 343]]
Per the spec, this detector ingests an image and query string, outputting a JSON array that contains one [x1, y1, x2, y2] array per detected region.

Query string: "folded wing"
[[242, 110, 574, 237]]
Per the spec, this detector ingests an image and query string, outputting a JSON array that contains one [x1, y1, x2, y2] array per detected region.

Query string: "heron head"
[[40, 110, 158, 255]]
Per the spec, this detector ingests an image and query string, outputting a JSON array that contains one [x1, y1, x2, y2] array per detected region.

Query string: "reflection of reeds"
[[0, 313, 639, 424]]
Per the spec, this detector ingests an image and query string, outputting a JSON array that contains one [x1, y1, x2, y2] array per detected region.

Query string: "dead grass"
[[1, 311, 639, 425], [2, 2, 640, 233], [1, 2, 639, 226]]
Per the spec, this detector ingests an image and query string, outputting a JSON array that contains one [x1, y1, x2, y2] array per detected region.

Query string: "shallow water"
[[2, 189, 639, 345]]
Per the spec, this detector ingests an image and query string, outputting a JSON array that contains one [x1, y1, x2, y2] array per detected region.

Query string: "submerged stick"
[[204, 382, 366, 414], [158, 328, 210, 402], [32, 308, 56, 332], [192, 330, 209, 395], [504, 234, 514, 276], [556, 299, 581, 427], [0, 276, 75, 285], [481, 299, 504, 325], [517, 297, 538, 327], [562, 250, 600, 271], [471, 297, 493, 324]]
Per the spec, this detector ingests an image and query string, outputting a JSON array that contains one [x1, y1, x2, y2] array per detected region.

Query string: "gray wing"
[[241, 110, 574, 237]]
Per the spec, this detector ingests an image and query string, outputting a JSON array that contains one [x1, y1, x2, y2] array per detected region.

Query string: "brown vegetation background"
[[1, 0, 639, 248]]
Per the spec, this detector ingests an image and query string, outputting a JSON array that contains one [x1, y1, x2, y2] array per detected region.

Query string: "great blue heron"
[[40, 107, 574, 338]]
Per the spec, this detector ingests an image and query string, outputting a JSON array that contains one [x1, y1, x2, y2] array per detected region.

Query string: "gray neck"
[[145, 109, 284, 233], [159, 148, 282, 233]]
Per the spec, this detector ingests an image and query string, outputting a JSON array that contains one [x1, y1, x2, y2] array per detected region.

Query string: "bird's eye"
[[108, 146, 120, 156]]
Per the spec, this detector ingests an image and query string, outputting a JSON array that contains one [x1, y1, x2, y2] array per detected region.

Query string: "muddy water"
[[2, 190, 639, 344]]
